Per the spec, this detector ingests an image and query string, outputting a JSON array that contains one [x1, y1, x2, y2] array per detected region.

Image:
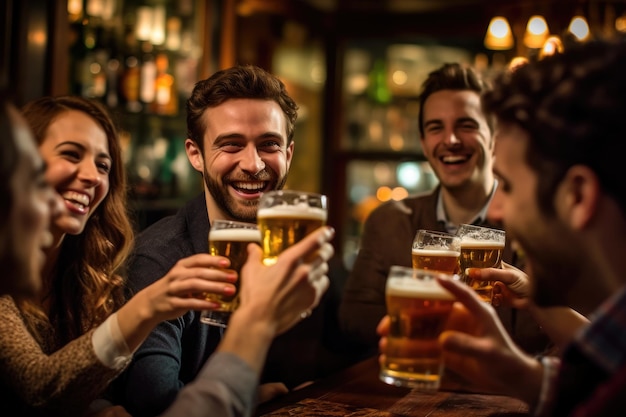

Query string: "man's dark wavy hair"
[[483, 37, 626, 216], [186, 65, 298, 154], [418, 62, 494, 138]]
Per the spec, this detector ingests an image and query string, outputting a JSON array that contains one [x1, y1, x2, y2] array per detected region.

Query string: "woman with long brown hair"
[[0, 96, 235, 416]]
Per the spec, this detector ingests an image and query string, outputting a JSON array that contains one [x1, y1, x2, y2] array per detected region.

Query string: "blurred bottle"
[[119, 27, 142, 112], [68, 19, 89, 96], [83, 49, 108, 99], [120, 55, 142, 112], [367, 59, 391, 105], [105, 56, 120, 108], [151, 53, 178, 115], [139, 49, 157, 107]]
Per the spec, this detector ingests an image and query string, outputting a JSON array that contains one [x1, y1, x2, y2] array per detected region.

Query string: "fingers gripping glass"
[[200, 220, 261, 328]]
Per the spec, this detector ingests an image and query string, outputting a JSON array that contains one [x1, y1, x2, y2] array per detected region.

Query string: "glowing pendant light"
[[568, 16, 591, 41], [484, 16, 514, 50], [524, 15, 550, 48]]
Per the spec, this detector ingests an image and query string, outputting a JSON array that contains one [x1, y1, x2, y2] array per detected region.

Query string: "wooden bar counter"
[[255, 356, 529, 416]]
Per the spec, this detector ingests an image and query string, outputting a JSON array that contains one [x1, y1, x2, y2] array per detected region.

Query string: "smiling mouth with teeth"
[[62, 191, 90, 210], [441, 155, 470, 164], [231, 182, 268, 193]]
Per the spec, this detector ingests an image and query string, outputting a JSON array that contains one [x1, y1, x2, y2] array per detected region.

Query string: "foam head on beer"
[[209, 227, 262, 244], [257, 190, 327, 266], [412, 230, 461, 273], [456, 224, 505, 245], [386, 271, 456, 300]]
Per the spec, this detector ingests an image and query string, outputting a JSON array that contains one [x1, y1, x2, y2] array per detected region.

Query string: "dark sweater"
[[114, 194, 340, 416]]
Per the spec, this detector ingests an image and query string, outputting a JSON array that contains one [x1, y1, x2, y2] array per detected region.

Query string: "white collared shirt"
[[435, 179, 499, 234]]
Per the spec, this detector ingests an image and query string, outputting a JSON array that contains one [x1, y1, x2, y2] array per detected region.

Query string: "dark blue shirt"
[[113, 194, 344, 417]]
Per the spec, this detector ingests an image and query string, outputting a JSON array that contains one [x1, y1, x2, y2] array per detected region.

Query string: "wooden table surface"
[[255, 356, 529, 417]]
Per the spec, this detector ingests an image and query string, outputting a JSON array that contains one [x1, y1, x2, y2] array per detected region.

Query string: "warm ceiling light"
[[524, 15, 550, 48], [616, 14, 626, 32], [67, 0, 83, 16], [569, 16, 590, 41], [539, 36, 564, 59], [484, 16, 514, 50]]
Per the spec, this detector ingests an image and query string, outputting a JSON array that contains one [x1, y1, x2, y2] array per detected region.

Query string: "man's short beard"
[[203, 168, 288, 223]]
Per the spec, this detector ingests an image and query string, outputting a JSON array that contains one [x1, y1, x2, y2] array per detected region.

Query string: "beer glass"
[[200, 220, 261, 327], [380, 266, 456, 390], [456, 224, 506, 302], [412, 230, 461, 274], [257, 190, 327, 266]]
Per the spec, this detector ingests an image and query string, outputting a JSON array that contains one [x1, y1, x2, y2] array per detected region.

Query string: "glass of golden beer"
[[257, 190, 327, 266], [200, 219, 262, 327], [380, 266, 456, 390], [456, 224, 506, 303], [412, 230, 461, 274]]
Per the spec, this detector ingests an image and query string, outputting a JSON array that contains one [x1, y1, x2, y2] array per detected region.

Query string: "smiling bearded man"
[[191, 96, 293, 223], [114, 66, 334, 417]]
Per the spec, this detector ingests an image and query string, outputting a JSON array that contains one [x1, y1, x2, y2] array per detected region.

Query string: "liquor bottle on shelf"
[[367, 59, 391, 105], [105, 56, 120, 108], [139, 50, 157, 107], [101, 27, 121, 108], [120, 54, 142, 112], [151, 53, 178, 116], [68, 19, 89, 96], [82, 49, 108, 99], [71, 23, 100, 98], [119, 27, 142, 112], [80, 25, 123, 105]]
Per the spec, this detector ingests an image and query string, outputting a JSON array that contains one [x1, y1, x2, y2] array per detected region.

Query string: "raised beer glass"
[[200, 219, 261, 327], [380, 266, 456, 390], [456, 224, 506, 302], [257, 190, 327, 266], [412, 230, 461, 274]]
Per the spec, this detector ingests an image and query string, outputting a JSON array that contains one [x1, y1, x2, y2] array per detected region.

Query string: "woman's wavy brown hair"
[[19, 96, 134, 345]]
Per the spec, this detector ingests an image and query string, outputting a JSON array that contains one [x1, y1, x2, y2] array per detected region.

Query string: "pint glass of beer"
[[257, 190, 327, 266], [380, 266, 456, 390], [200, 219, 261, 327], [456, 224, 506, 302], [412, 230, 461, 274]]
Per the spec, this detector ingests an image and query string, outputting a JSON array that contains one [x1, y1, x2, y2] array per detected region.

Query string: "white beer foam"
[[209, 228, 262, 242], [412, 248, 460, 257], [459, 238, 505, 248], [257, 206, 327, 221], [386, 277, 455, 300]]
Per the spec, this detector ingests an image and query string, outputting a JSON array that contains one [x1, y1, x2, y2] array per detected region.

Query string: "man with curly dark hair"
[[386, 38, 626, 417]]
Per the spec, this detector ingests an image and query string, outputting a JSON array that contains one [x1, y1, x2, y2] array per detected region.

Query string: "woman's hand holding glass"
[[201, 220, 261, 327], [122, 255, 234, 324]]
